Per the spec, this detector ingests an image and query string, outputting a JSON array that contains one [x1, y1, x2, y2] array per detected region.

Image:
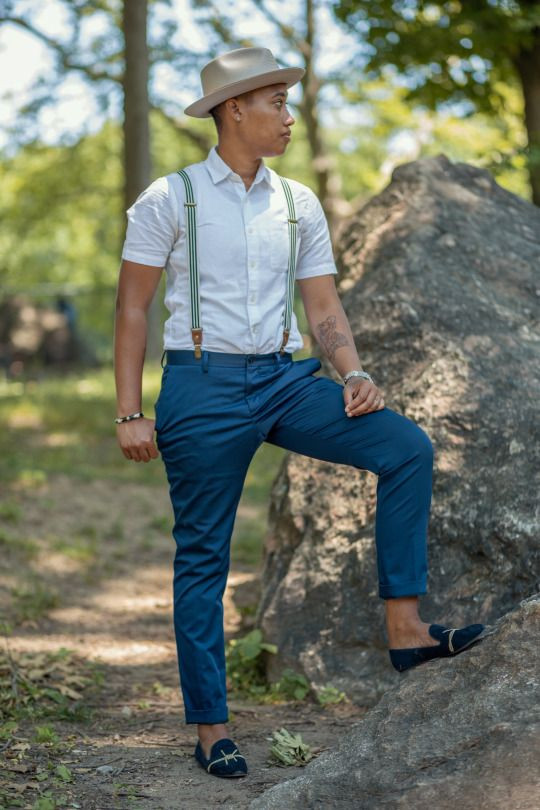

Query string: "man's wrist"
[[116, 404, 142, 417]]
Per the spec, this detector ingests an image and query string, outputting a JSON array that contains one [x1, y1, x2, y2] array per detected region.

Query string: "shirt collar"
[[205, 145, 271, 188]]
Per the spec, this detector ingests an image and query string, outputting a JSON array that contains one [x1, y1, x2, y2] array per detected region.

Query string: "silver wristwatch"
[[343, 370, 374, 386]]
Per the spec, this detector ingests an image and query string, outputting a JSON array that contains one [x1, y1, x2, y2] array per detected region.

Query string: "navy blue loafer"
[[389, 622, 486, 673], [194, 737, 248, 777]]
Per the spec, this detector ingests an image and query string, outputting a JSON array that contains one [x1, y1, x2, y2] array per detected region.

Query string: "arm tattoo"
[[316, 315, 349, 362]]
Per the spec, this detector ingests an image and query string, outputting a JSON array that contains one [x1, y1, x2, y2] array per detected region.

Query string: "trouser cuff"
[[379, 580, 427, 599], [184, 706, 229, 724]]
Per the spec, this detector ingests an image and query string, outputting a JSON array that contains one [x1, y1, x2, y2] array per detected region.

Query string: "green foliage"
[[266, 668, 311, 702], [32, 797, 57, 810], [267, 727, 314, 767], [226, 631, 339, 707], [0, 120, 124, 290], [225, 628, 277, 697], [0, 642, 101, 725], [333, 0, 536, 197], [34, 725, 60, 745], [334, 0, 537, 115], [316, 684, 348, 706], [54, 764, 72, 783]]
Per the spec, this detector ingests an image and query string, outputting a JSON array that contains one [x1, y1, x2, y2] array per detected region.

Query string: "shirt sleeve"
[[121, 175, 178, 267], [295, 186, 338, 280]]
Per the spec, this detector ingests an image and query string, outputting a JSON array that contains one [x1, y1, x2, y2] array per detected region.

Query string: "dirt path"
[[1, 474, 367, 809]]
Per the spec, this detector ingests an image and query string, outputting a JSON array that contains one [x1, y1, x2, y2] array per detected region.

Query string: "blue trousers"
[[154, 349, 433, 724]]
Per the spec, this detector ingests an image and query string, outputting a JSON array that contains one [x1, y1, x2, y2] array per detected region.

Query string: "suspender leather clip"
[[191, 327, 203, 359], [279, 329, 290, 354]]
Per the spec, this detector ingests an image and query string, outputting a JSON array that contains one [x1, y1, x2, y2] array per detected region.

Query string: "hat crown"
[[201, 47, 282, 97]]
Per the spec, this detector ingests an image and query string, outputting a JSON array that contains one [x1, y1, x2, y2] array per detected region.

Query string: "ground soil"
[[1, 474, 368, 809]]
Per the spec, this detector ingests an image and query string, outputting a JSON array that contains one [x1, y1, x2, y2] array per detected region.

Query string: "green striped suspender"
[[278, 176, 298, 355], [176, 168, 297, 358], [177, 168, 203, 358]]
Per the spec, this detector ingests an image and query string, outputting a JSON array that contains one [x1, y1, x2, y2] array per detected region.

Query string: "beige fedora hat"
[[184, 46, 305, 119]]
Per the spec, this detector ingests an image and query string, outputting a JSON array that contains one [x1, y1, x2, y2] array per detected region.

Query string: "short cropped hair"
[[209, 102, 224, 132]]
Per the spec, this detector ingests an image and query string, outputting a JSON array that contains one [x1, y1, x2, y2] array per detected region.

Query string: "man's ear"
[[225, 97, 241, 122]]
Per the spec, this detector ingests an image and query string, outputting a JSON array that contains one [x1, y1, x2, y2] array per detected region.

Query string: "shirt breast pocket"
[[267, 220, 296, 273]]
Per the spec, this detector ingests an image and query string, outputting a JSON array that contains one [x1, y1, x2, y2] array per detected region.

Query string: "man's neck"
[[215, 143, 262, 191]]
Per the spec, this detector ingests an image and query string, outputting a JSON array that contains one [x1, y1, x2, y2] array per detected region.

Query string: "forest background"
[[1, 0, 539, 363]]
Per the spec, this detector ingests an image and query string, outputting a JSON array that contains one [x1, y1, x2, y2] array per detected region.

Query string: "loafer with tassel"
[[194, 737, 248, 777], [389, 622, 486, 673]]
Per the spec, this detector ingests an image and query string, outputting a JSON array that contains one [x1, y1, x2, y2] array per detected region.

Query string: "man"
[[113, 47, 485, 779]]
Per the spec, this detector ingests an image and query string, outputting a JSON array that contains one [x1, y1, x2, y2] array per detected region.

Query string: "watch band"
[[343, 370, 373, 386], [115, 412, 144, 424]]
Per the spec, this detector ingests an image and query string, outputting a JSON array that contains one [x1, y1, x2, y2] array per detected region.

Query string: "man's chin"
[[259, 143, 289, 158], [275, 139, 291, 155]]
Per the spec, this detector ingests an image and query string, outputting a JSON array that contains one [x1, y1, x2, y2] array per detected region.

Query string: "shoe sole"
[[195, 759, 248, 778]]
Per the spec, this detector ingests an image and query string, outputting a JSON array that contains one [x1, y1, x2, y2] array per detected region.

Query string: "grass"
[[0, 366, 167, 486], [10, 580, 61, 624], [0, 342, 313, 577]]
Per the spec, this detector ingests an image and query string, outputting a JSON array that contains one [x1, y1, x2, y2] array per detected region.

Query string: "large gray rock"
[[250, 594, 540, 809], [255, 154, 540, 705]]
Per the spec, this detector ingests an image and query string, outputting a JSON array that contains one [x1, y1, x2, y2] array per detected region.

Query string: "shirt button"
[[249, 294, 256, 303]]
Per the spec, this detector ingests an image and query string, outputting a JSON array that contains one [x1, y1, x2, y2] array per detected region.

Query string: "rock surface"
[[250, 594, 540, 809], [255, 153, 540, 705]]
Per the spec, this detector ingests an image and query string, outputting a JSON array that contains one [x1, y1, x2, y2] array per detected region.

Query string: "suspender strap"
[[278, 176, 297, 355], [177, 168, 202, 358]]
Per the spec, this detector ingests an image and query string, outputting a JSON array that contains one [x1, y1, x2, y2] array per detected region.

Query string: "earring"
[[236, 116, 240, 121]]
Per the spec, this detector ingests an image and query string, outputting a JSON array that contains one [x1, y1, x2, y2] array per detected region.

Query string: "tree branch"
[[249, 0, 308, 54], [0, 15, 121, 83]]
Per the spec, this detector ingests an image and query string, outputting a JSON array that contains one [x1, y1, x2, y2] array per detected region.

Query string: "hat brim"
[[183, 67, 305, 118]]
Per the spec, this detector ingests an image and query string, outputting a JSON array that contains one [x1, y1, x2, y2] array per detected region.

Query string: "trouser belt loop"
[[160, 350, 167, 369], [202, 350, 209, 374]]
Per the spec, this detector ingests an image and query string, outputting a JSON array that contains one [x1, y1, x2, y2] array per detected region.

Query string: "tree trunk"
[[298, 0, 346, 237], [122, 0, 162, 359], [513, 25, 540, 207]]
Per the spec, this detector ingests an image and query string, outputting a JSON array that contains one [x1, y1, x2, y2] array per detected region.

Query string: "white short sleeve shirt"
[[121, 145, 338, 354]]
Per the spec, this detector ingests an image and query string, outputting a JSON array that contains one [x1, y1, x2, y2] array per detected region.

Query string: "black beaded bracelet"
[[114, 411, 144, 424]]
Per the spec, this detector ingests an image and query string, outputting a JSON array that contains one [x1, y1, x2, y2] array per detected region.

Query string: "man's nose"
[[285, 109, 295, 126]]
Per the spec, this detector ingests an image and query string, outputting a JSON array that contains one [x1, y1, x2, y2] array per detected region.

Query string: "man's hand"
[[116, 418, 160, 462], [343, 379, 385, 417]]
